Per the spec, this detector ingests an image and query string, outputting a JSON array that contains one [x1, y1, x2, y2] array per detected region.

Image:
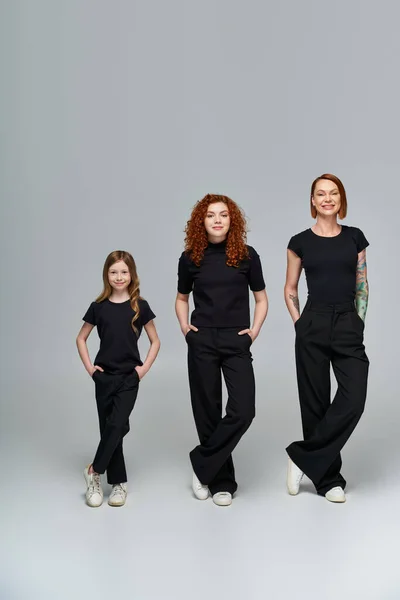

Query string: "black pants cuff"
[[92, 461, 106, 475]]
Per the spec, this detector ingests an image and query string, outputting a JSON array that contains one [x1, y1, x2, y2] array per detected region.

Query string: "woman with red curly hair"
[[175, 194, 268, 506]]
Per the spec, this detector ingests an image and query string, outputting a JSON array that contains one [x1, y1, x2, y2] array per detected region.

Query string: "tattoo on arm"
[[355, 249, 369, 321], [289, 294, 300, 314]]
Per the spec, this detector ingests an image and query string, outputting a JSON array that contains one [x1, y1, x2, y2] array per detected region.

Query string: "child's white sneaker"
[[108, 483, 127, 507], [84, 465, 103, 507]]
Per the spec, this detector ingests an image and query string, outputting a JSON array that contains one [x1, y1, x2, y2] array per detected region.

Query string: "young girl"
[[175, 194, 268, 506], [76, 250, 160, 507]]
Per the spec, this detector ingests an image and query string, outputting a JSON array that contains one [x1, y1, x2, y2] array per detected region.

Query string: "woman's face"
[[204, 202, 230, 241], [312, 179, 341, 217], [108, 260, 131, 292]]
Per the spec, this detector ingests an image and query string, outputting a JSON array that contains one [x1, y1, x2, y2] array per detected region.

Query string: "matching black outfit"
[[81, 226, 370, 495], [83, 298, 155, 484], [178, 240, 266, 495], [286, 226, 369, 495]]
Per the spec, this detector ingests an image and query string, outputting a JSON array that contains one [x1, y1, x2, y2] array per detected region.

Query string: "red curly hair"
[[184, 194, 249, 267]]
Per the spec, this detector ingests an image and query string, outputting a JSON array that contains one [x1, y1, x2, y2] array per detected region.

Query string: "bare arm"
[[355, 249, 369, 321], [284, 249, 303, 323], [136, 320, 160, 379], [76, 322, 99, 376], [175, 292, 198, 336], [239, 289, 268, 341]]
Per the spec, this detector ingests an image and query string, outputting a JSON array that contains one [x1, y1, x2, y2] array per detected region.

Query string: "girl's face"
[[312, 179, 341, 217], [108, 260, 131, 292], [204, 202, 230, 241]]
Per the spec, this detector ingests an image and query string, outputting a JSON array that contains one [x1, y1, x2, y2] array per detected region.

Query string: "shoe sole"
[[213, 499, 232, 506], [108, 499, 126, 507], [212, 496, 232, 506], [86, 499, 103, 507]]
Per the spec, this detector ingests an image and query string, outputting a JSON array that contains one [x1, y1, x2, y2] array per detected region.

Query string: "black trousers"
[[92, 370, 139, 484], [286, 299, 369, 495], [187, 327, 256, 495]]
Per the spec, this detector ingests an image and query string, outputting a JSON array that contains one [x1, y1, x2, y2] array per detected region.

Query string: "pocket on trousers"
[[294, 312, 311, 336], [245, 332, 253, 345], [294, 313, 304, 330], [185, 329, 199, 343], [234, 330, 253, 351], [356, 312, 365, 327], [122, 370, 140, 391], [351, 311, 365, 332]]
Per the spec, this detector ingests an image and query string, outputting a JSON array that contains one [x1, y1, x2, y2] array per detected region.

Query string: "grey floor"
[[1, 366, 399, 600]]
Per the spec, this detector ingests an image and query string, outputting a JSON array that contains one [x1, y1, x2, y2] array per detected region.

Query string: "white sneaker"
[[84, 465, 103, 507], [108, 483, 127, 507], [287, 457, 304, 495], [192, 471, 209, 500], [325, 487, 346, 503], [212, 492, 232, 506]]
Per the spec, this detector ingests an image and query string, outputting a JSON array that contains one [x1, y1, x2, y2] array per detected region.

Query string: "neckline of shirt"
[[107, 298, 131, 305], [207, 239, 227, 250], [309, 225, 344, 239]]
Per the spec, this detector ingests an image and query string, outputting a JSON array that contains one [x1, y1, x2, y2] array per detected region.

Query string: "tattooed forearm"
[[356, 279, 369, 321], [355, 249, 369, 321], [289, 294, 300, 314]]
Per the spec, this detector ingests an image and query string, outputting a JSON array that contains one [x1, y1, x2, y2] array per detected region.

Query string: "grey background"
[[1, 1, 399, 599]]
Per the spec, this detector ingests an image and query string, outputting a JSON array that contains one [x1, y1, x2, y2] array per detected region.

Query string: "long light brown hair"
[[184, 194, 249, 267], [310, 173, 348, 219], [96, 250, 141, 334]]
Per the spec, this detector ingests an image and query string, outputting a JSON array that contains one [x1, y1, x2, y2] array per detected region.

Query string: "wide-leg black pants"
[[92, 370, 140, 484], [286, 300, 369, 495], [187, 327, 256, 495]]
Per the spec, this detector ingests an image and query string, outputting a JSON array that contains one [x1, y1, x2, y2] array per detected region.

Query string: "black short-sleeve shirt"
[[177, 241, 265, 328], [83, 298, 155, 374], [288, 225, 369, 304]]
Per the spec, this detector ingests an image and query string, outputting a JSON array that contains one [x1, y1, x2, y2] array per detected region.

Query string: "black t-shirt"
[[288, 225, 369, 304], [177, 241, 265, 328], [83, 298, 155, 374]]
